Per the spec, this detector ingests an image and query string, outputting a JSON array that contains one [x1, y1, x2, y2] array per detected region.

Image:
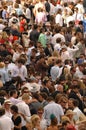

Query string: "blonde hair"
[[31, 114, 40, 128], [22, 93, 29, 100]]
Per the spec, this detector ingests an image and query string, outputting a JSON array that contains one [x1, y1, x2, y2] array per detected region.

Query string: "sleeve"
[[24, 105, 31, 117]]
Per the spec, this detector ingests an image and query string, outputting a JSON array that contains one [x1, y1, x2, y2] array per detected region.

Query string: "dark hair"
[[9, 90, 17, 97], [47, 96, 54, 102], [0, 107, 5, 116], [11, 105, 18, 113], [40, 92, 48, 100], [72, 99, 79, 107]]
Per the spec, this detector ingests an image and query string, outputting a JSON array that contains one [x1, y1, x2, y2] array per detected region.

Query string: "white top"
[[52, 33, 65, 46], [12, 65, 27, 80], [43, 101, 64, 126], [66, 15, 74, 27], [73, 107, 86, 122], [0, 115, 14, 130], [55, 14, 63, 26], [16, 101, 31, 126]]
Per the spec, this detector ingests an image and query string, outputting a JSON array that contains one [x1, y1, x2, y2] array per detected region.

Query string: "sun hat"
[[4, 99, 12, 105]]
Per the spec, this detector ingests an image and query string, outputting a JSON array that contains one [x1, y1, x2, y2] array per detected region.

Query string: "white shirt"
[[66, 15, 74, 27], [9, 97, 21, 105], [55, 14, 63, 26], [16, 101, 31, 126], [73, 107, 86, 122], [43, 101, 64, 126], [0, 115, 14, 130], [67, 45, 79, 60], [75, 3, 85, 14], [61, 51, 70, 62], [52, 33, 65, 46], [12, 65, 27, 80], [25, 8, 31, 19]]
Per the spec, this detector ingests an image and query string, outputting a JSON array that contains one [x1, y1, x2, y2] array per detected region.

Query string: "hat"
[[30, 83, 40, 93], [50, 114, 56, 120], [21, 83, 32, 91], [65, 110, 76, 116], [4, 99, 12, 105], [61, 45, 67, 50]]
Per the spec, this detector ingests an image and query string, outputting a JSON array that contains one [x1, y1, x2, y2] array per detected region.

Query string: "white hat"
[[4, 99, 12, 105], [30, 83, 40, 93]]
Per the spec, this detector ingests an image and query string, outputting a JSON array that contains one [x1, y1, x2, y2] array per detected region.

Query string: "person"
[[47, 114, 59, 130], [55, 8, 63, 26], [0, 106, 14, 130], [3, 99, 12, 118], [16, 93, 31, 130], [50, 59, 62, 82], [35, 8, 47, 25], [10, 105, 22, 130], [43, 96, 64, 126], [31, 114, 42, 130], [37, 107, 47, 130]]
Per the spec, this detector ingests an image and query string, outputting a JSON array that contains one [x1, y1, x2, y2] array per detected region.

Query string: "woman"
[[26, 114, 42, 130], [10, 105, 22, 130], [47, 114, 58, 130]]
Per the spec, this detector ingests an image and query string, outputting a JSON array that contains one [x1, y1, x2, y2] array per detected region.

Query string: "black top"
[[12, 115, 21, 130]]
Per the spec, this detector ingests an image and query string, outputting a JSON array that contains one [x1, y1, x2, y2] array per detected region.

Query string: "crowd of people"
[[0, 0, 86, 130]]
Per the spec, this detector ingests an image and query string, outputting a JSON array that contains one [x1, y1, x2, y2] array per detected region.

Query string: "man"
[[0, 107, 14, 130], [43, 96, 64, 126], [16, 93, 31, 130], [50, 59, 62, 82], [41, 77, 52, 96]]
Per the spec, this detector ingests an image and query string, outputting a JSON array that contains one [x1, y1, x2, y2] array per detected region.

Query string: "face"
[[4, 104, 11, 109], [46, 80, 52, 88], [38, 110, 43, 118], [68, 100, 74, 109]]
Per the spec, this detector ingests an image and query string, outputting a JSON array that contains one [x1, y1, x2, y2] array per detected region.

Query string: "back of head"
[[22, 93, 29, 100]]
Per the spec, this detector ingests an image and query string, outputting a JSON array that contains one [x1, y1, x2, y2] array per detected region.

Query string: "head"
[[0, 107, 5, 117], [31, 114, 40, 128], [9, 90, 18, 98], [38, 92, 48, 102], [10, 105, 18, 114], [4, 99, 12, 110], [37, 107, 44, 118], [22, 93, 30, 104], [50, 114, 58, 126], [58, 96, 68, 109]]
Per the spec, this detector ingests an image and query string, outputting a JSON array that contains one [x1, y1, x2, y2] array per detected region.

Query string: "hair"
[[31, 114, 40, 128], [47, 96, 54, 102], [50, 114, 58, 126], [72, 99, 79, 107], [22, 93, 29, 100], [58, 96, 68, 104], [10, 105, 18, 113], [39, 92, 48, 100], [9, 90, 17, 97], [0, 107, 5, 116]]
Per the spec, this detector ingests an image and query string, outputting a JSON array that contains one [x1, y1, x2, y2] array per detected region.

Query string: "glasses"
[[23, 91, 29, 93], [38, 112, 43, 114]]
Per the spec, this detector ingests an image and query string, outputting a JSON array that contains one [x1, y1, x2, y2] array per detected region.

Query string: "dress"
[[12, 115, 21, 130]]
